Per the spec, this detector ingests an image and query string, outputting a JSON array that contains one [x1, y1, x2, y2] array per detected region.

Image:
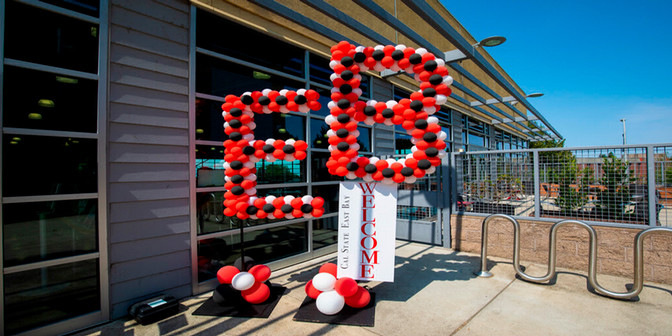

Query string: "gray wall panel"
[[110, 284, 191, 318], [109, 181, 190, 203], [109, 123, 189, 146], [109, 216, 190, 244], [113, 0, 189, 26], [111, 43, 189, 78], [110, 25, 187, 60], [109, 199, 190, 223], [111, 6, 188, 43], [110, 250, 190, 283], [371, 78, 395, 155], [109, 163, 190, 182], [108, 0, 191, 319], [110, 233, 190, 264], [110, 83, 189, 111], [109, 143, 189, 163], [110, 63, 189, 95], [110, 103, 188, 129], [109, 267, 191, 304]]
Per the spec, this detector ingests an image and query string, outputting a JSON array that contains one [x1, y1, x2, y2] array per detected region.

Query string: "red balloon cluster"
[[326, 41, 452, 184], [304, 263, 371, 315], [220, 89, 325, 219], [217, 264, 272, 304]]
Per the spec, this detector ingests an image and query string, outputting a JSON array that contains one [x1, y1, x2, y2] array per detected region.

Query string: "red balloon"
[[241, 282, 270, 304], [344, 286, 370, 308], [311, 197, 325, 208], [334, 277, 358, 297], [305, 280, 322, 299], [319, 263, 338, 277], [217, 265, 240, 284], [249, 264, 271, 282]]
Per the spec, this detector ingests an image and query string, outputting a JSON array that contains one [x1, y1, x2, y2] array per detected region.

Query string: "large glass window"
[[3, 135, 98, 197], [5, 1, 99, 73], [193, 9, 345, 291], [3, 66, 98, 133], [4, 260, 100, 335], [2, 1, 105, 333]]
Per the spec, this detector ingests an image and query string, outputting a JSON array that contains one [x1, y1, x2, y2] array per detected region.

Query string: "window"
[[192, 9, 343, 287], [1, 1, 105, 334]]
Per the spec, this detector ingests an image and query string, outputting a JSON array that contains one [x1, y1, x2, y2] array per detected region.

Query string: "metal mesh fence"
[[455, 145, 672, 227], [655, 146, 672, 226], [397, 205, 437, 221]]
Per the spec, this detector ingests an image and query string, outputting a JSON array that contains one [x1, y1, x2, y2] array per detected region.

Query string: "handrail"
[[476, 214, 672, 300]]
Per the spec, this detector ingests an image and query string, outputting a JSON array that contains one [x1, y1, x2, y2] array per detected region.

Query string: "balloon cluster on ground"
[[221, 89, 325, 219], [216, 264, 272, 304], [304, 263, 371, 315], [326, 41, 451, 184]]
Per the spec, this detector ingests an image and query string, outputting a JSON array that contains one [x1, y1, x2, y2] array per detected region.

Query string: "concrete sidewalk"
[[75, 242, 672, 336]]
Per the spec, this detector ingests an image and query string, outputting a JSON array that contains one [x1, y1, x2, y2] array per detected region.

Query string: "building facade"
[[0, 0, 560, 334]]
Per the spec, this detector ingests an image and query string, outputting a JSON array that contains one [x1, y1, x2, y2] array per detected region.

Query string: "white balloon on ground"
[[231, 272, 255, 291], [312, 272, 337, 292], [316, 290, 345, 315]]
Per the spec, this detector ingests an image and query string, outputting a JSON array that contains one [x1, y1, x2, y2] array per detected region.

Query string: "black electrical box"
[[128, 294, 180, 325]]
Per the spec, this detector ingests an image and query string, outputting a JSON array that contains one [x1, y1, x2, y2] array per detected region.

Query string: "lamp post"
[[620, 119, 627, 145]]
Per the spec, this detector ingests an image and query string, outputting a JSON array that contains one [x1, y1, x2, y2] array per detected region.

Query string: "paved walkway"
[[75, 242, 672, 335]]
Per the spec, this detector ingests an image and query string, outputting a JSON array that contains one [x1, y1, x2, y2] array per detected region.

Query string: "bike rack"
[[476, 214, 672, 300]]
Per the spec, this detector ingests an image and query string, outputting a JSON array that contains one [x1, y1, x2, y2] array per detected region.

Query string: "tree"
[[597, 153, 635, 218]]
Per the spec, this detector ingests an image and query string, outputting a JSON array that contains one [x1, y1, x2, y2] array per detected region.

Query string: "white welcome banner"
[[337, 182, 398, 282]]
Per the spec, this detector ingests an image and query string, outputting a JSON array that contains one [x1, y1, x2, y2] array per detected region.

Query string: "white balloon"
[[284, 195, 295, 203], [231, 272, 255, 291], [312, 273, 336, 292], [262, 88, 272, 96], [355, 46, 365, 52], [329, 60, 338, 69], [346, 172, 357, 180], [427, 116, 439, 124], [316, 290, 345, 315], [363, 175, 374, 182], [301, 195, 314, 203], [265, 196, 276, 203], [297, 88, 306, 95], [444, 76, 454, 85], [416, 48, 427, 55]]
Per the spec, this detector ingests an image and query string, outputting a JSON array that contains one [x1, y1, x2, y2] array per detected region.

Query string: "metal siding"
[[109, 122, 189, 146], [109, 163, 190, 182], [110, 250, 190, 283], [109, 216, 191, 244], [110, 103, 189, 129], [108, 0, 191, 319], [371, 78, 395, 155], [109, 267, 191, 304]]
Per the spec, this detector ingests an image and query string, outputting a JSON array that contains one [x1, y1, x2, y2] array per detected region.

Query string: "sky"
[[440, 0, 672, 147]]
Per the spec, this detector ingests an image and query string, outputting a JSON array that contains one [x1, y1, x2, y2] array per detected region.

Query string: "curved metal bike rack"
[[476, 214, 672, 300]]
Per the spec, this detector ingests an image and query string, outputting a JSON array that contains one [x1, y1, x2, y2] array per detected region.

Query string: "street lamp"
[[474, 36, 507, 48], [620, 119, 627, 145]]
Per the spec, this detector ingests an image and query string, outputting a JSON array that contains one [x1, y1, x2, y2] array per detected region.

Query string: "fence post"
[[534, 150, 541, 219], [647, 145, 657, 226]]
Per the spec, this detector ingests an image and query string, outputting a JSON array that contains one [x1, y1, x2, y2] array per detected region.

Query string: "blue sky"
[[440, 0, 672, 147]]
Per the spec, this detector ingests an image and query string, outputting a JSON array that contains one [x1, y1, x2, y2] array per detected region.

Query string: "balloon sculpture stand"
[[192, 221, 288, 318], [293, 263, 376, 327]]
